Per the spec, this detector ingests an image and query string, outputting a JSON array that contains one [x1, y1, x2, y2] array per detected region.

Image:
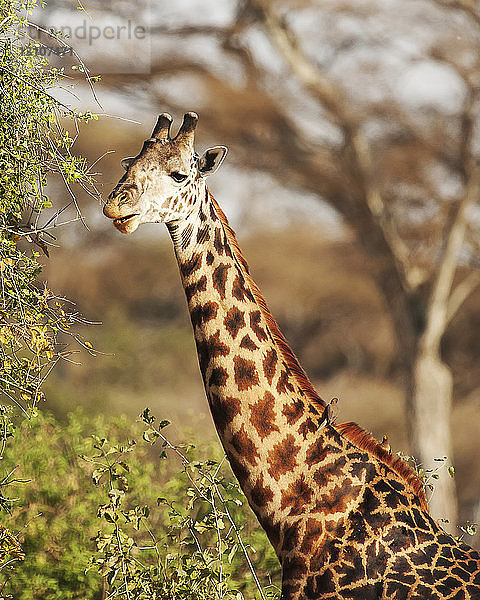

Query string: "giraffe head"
[[103, 112, 227, 234]]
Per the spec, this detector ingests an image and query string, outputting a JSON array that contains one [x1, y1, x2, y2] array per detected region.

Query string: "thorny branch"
[[144, 418, 268, 600]]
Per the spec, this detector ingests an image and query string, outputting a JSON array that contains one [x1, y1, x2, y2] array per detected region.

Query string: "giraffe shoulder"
[[336, 421, 428, 511]]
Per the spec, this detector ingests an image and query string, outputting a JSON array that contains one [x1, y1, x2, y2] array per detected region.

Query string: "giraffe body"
[[104, 113, 480, 599]]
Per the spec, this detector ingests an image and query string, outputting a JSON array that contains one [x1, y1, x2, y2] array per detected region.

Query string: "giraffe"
[[103, 112, 480, 599]]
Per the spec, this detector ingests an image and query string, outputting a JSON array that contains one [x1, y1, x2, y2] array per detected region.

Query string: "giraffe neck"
[[167, 188, 329, 538], [166, 187, 429, 570]]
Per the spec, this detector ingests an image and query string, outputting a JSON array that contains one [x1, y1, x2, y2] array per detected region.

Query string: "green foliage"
[[0, 0, 94, 415], [0, 410, 157, 598], [0, 0, 97, 586], [0, 409, 280, 599], [87, 408, 280, 599]]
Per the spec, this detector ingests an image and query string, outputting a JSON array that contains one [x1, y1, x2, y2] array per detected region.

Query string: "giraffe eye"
[[170, 171, 188, 183]]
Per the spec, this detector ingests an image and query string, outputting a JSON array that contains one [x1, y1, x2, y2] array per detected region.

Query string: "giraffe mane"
[[210, 193, 326, 410], [336, 421, 429, 510], [211, 193, 427, 509]]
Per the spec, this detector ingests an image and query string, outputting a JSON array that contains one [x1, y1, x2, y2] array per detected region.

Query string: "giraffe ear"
[[121, 157, 135, 170], [198, 146, 227, 177]]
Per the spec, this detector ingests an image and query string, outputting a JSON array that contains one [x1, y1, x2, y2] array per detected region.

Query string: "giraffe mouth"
[[113, 213, 140, 233]]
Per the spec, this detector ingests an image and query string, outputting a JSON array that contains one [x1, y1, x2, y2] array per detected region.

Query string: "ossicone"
[[174, 112, 199, 146], [150, 113, 173, 141]]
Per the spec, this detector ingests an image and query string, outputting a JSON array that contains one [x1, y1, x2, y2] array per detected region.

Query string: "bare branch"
[[446, 271, 480, 324], [247, 0, 413, 289], [26, 21, 103, 110], [422, 162, 480, 352], [420, 61, 479, 350]]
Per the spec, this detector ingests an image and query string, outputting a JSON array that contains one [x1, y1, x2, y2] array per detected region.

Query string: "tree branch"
[[246, 0, 413, 289], [422, 162, 480, 352], [446, 271, 480, 324], [420, 53, 479, 351]]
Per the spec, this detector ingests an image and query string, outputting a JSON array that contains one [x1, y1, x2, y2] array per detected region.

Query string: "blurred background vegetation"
[[2, 0, 480, 595]]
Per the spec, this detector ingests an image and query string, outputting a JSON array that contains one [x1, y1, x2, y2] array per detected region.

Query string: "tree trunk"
[[408, 351, 458, 533]]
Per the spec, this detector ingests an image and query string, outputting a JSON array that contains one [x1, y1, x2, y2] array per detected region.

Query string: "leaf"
[[92, 469, 104, 485], [227, 543, 238, 564]]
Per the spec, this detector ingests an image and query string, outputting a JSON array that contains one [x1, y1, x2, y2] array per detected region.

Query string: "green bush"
[[1, 409, 280, 599]]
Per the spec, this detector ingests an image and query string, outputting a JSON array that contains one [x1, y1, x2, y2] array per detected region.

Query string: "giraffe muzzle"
[[112, 213, 141, 234], [103, 200, 141, 233], [113, 213, 139, 225]]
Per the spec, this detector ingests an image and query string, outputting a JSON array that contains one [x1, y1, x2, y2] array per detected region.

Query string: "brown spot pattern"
[[214, 228, 225, 255], [282, 399, 304, 425], [262, 514, 281, 550], [224, 306, 245, 339], [300, 518, 324, 555], [280, 475, 313, 514], [232, 273, 255, 302], [180, 252, 202, 278], [227, 453, 249, 488], [283, 554, 306, 581], [234, 356, 259, 390], [208, 392, 240, 432], [268, 434, 300, 478], [317, 479, 357, 514], [299, 417, 317, 439], [250, 474, 274, 507], [306, 441, 338, 467], [206, 251, 214, 265], [209, 202, 217, 221], [250, 391, 280, 440], [263, 349, 278, 385], [196, 225, 210, 244], [208, 366, 228, 388], [212, 263, 230, 299], [196, 331, 229, 373], [181, 223, 193, 249], [283, 521, 302, 549], [250, 310, 268, 341], [240, 334, 258, 350], [277, 369, 295, 394], [190, 301, 218, 328], [185, 275, 207, 302], [231, 425, 259, 465]]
